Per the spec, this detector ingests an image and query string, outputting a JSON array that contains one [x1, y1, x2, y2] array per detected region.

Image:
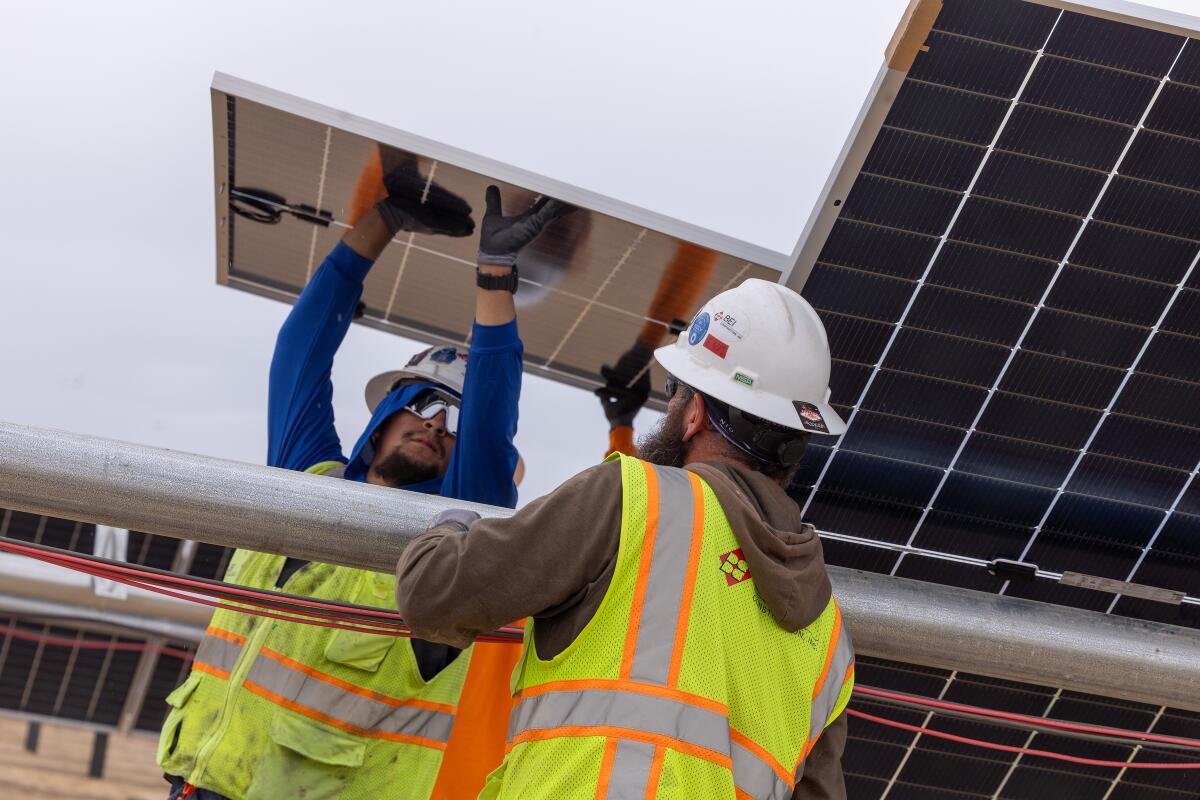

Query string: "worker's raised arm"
[[396, 460, 623, 647], [439, 187, 574, 506], [474, 185, 573, 325], [267, 163, 473, 471]]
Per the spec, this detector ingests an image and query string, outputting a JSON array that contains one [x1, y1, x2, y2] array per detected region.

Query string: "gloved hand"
[[595, 364, 651, 430], [374, 163, 475, 238], [478, 185, 574, 267], [426, 508, 482, 533]]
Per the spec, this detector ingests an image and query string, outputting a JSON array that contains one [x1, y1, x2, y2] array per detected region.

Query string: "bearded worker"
[[397, 278, 856, 800], [159, 159, 569, 799]]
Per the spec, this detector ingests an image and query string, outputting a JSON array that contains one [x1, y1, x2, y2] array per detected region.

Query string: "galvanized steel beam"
[[1, 421, 1198, 712]]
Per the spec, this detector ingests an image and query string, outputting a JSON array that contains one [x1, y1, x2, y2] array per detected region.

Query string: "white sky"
[[2, 0, 1197, 505]]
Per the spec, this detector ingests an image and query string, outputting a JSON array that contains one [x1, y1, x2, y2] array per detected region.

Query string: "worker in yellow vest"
[[159, 161, 570, 800], [397, 279, 855, 799]]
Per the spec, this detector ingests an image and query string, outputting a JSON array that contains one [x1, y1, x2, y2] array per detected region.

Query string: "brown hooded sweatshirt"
[[396, 459, 849, 800]]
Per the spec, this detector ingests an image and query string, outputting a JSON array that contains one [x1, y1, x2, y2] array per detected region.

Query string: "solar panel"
[[787, 0, 1200, 795], [0, 509, 202, 735], [211, 74, 778, 406]]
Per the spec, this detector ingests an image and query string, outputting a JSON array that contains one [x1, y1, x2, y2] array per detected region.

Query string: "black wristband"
[[476, 265, 519, 294]]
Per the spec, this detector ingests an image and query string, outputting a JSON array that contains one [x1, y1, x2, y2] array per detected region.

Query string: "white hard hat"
[[364, 345, 468, 412], [653, 278, 847, 436]]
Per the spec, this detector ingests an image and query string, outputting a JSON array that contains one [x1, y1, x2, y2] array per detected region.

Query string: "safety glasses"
[[405, 390, 461, 436], [664, 374, 682, 399]]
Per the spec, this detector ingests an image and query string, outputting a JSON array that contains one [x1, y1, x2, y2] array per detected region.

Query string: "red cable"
[[847, 709, 1200, 769], [0, 540, 410, 620], [855, 685, 1200, 750], [0, 539, 524, 643], [0, 623, 193, 661], [8, 549, 415, 636]]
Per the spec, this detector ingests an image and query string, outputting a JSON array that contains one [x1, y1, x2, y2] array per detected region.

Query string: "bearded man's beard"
[[636, 402, 689, 468], [370, 448, 442, 488]]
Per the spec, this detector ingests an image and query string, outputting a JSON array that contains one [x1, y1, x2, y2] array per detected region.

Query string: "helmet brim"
[[654, 344, 847, 437], [364, 371, 462, 413]]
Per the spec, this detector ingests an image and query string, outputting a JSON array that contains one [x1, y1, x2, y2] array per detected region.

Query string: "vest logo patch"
[[719, 549, 751, 586]]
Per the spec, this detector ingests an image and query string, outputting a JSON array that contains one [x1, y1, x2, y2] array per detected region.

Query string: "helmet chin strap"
[[701, 394, 807, 467]]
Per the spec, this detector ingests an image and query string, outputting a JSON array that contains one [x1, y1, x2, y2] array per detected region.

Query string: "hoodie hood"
[[687, 461, 832, 632], [344, 381, 446, 493]]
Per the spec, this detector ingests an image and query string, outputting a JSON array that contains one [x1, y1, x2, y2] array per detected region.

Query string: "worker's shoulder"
[[560, 458, 624, 493]]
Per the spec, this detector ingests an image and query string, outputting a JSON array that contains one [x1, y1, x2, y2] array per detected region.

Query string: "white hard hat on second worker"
[[653, 278, 847, 436], [364, 345, 468, 412]]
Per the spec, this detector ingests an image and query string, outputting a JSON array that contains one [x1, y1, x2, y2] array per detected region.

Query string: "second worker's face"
[[367, 409, 455, 488]]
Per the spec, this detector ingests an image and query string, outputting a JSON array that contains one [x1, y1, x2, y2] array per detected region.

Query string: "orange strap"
[[429, 634, 524, 799], [605, 426, 636, 458]]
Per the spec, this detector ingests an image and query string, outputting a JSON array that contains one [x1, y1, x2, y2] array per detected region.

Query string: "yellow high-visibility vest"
[[481, 454, 854, 799], [157, 461, 470, 800]]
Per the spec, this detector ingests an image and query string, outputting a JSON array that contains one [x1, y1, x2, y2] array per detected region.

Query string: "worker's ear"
[[680, 391, 707, 444]]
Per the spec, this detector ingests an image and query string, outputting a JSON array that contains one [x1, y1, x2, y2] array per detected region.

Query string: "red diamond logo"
[[718, 548, 751, 586]]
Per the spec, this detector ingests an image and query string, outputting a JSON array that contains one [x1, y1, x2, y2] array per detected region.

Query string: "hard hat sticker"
[[430, 347, 459, 364], [794, 401, 829, 434], [712, 308, 749, 342], [702, 334, 729, 358], [688, 312, 711, 346]]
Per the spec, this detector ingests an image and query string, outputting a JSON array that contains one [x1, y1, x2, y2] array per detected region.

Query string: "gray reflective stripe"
[[606, 739, 657, 800], [246, 654, 454, 743], [510, 688, 729, 756], [732, 741, 792, 800], [629, 466, 696, 685], [195, 632, 242, 675], [808, 626, 855, 745]]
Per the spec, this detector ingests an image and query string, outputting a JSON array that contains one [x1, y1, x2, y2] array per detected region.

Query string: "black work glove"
[[595, 364, 651, 430], [374, 163, 475, 238], [477, 185, 574, 267]]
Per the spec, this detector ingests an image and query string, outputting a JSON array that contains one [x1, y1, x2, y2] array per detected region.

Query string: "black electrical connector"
[[988, 558, 1038, 582], [230, 187, 333, 228]]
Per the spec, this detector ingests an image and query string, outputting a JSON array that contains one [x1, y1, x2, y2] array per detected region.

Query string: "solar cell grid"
[[908, 31, 1038, 98], [950, 197, 1081, 259], [1121, 132, 1200, 192], [1022, 56, 1160, 124], [817, 219, 939, 279], [973, 151, 1107, 216], [1070, 221, 1197, 283], [996, 102, 1130, 170], [1044, 12, 1184, 76], [924, 241, 1053, 302], [1044, 266, 1172, 327], [841, 174, 962, 235], [862, 127, 985, 191], [1143, 81, 1200, 139], [794, 4, 1200, 713], [1171, 41, 1200, 86], [998, 351, 1125, 408], [885, 80, 1010, 144], [885, 327, 1010, 386]]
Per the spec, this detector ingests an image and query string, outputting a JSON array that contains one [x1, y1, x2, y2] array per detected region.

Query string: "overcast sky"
[[3, 0, 1196, 504]]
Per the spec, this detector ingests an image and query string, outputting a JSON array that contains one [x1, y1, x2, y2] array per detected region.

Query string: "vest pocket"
[[156, 673, 201, 765], [244, 713, 366, 800], [323, 572, 397, 672]]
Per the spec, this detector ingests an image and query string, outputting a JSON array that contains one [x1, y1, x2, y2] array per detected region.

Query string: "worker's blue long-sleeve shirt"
[[267, 240, 522, 507]]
